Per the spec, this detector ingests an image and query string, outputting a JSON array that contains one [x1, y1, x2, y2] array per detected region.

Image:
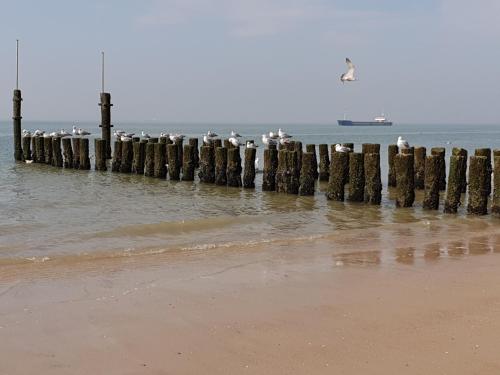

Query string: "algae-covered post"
[[423, 155, 440, 210], [394, 153, 415, 207], [348, 152, 365, 202], [182, 144, 195, 181], [62, 138, 73, 168], [111, 141, 122, 172], [243, 147, 256, 188], [362, 143, 380, 154], [387, 144, 398, 187], [144, 143, 155, 177], [474, 148, 492, 196], [263, 148, 278, 191], [294, 141, 303, 173], [198, 146, 215, 183], [213, 139, 222, 149], [452, 147, 468, 193], [342, 143, 354, 151], [444, 155, 466, 213], [79, 138, 91, 170], [22, 135, 31, 161], [131, 141, 146, 174], [167, 144, 180, 180], [305, 144, 318, 179], [175, 138, 184, 171], [299, 152, 315, 196], [99, 92, 113, 159], [43, 137, 53, 165], [227, 148, 242, 187], [72, 138, 80, 169], [492, 156, 500, 216], [215, 147, 228, 185], [189, 138, 199, 168], [431, 148, 446, 191], [120, 140, 134, 173], [94, 138, 107, 171], [154, 143, 167, 178], [52, 137, 63, 168], [31, 137, 38, 163], [13, 89, 23, 161], [326, 151, 348, 201], [364, 153, 382, 204], [36, 137, 45, 163], [414, 147, 426, 190], [318, 144, 330, 181], [467, 156, 488, 215]]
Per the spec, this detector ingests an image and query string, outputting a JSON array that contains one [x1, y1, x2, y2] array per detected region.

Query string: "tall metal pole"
[[13, 39, 23, 161], [99, 51, 113, 159]]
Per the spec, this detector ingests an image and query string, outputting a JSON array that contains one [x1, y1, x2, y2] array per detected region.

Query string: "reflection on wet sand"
[[395, 247, 416, 265], [447, 241, 467, 257], [424, 242, 442, 261], [468, 236, 492, 255], [333, 250, 381, 267]]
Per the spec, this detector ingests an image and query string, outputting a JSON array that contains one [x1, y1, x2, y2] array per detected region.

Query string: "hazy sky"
[[0, 0, 499, 124]]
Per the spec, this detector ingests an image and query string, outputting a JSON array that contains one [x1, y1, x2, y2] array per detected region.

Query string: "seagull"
[[246, 141, 258, 148], [121, 135, 133, 142], [169, 134, 185, 142], [229, 137, 243, 147], [279, 137, 291, 146], [262, 134, 277, 146], [59, 129, 72, 137], [335, 144, 351, 153], [33, 129, 45, 136], [141, 131, 151, 139], [22, 130, 32, 137], [72, 126, 78, 136], [160, 132, 169, 138], [207, 130, 218, 138], [78, 128, 91, 136], [230, 130, 241, 138], [203, 135, 213, 145], [43, 133, 52, 138], [25, 160, 34, 164], [340, 58, 356, 83], [268, 131, 279, 139], [48, 132, 59, 137], [397, 136, 409, 149], [278, 128, 292, 139]]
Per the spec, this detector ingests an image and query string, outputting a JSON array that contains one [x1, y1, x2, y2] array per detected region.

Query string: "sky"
[[0, 0, 499, 124]]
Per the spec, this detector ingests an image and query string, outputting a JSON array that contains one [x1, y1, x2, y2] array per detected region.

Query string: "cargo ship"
[[338, 114, 392, 126]]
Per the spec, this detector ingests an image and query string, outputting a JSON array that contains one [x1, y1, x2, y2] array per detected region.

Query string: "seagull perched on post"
[[207, 130, 218, 138], [397, 136, 409, 149], [262, 134, 277, 146], [340, 58, 356, 83], [230, 130, 241, 138], [141, 131, 151, 139], [78, 128, 91, 136], [278, 128, 292, 139], [246, 141, 258, 149], [229, 137, 243, 147], [335, 144, 351, 153]]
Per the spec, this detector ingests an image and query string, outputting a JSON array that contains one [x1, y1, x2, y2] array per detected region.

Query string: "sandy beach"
[[2, 219, 500, 374]]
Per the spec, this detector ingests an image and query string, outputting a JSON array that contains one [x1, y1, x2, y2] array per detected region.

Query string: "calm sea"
[[1, 121, 499, 264]]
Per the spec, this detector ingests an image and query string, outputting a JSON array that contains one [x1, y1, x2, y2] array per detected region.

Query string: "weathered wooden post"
[[394, 154, 415, 207], [318, 144, 330, 181], [452, 147, 468, 193], [294, 141, 303, 173], [213, 139, 222, 149], [94, 138, 107, 171], [182, 144, 195, 181], [223, 139, 231, 149], [364, 153, 382, 204], [99, 92, 113, 159], [348, 152, 364, 202], [144, 142, 155, 177], [423, 156, 440, 210], [305, 144, 318, 180], [35, 137, 45, 163], [79, 138, 91, 170], [243, 147, 256, 188], [299, 152, 315, 196], [227, 148, 242, 187], [167, 144, 180, 180], [342, 143, 354, 151], [431, 147, 446, 191], [326, 151, 348, 201], [189, 138, 199, 168], [43, 137, 53, 165], [444, 155, 466, 213], [414, 147, 426, 190], [288, 150, 300, 194], [467, 156, 488, 215], [72, 138, 80, 169], [494, 150, 500, 158], [132, 136, 140, 143], [175, 138, 184, 171], [22, 135, 31, 161], [276, 150, 299, 194], [62, 138, 73, 168], [13, 89, 23, 161], [198, 146, 215, 183], [387, 144, 398, 187], [52, 137, 63, 167], [474, 148, 492, 196], [31, 136, 38, 163], [492, 156, 500, 216], [263, 148, 278, 191], [120, 140, 134, 173], [111, 141, 122, 172], [153, 143, 167, 178], [362, 143, 380, 154], [214, 147, 228, 185], [131, 140, 146, 174], [400, 147, 414, 156]]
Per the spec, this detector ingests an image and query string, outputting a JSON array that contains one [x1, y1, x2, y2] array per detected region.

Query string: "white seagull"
[[340, 58, 356, 83], [33, 129, 44, 137], [268, 131, 279, 139], [78, 128, 91, 136], [207, 130, 218, 138], [335, 144, 351, 153], [230, 130, 241, 138], [160, 132, 169, 138], [278, 128, 292, 139], [59, 129, 72, 137], [48, 131, 59, 137], [121, 135, 133, 142], [141, 131, 151, 139], [279, 137, 291, 146], [397, 136, 409, 149], [262, 134, 277, 146], [169, 134, 185, 142], [22, 130, 32, 137], [246, 141, 258, 148], [229, 137, 243, 147], [203, 135, 213, 145]]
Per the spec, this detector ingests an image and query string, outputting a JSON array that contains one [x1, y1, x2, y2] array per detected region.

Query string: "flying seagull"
[[340, 58, 356, 83]]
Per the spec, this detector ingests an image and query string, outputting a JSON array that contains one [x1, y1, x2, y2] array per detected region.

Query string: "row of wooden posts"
[[19, 133, 500, 216]]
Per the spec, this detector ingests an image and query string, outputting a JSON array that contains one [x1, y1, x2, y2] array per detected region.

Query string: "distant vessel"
[[338, 114, 393, 126]]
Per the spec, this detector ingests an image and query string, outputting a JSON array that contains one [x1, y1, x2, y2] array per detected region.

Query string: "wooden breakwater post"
[[35, 136, 45, 163], [22, 135, 31, 161], [52, 137, 63, 167], [175, 138, 184, 171], [364, 153, 382, 204], [189, 138, 199, 168], [111, 140, 122, 172], [444, 154, 466, 213], [348, 152, 364, 202], [94, 138, 107, 171], [182, 144, 195, 181], [144, 142, 155, 177], [72, 138, 81, 169], [120, 140, 134, 173], [474, 148, 492, 196], [99, 92, 113, 159], [131, 140, 146, 174], [326, 151, 348, 201], [294, 141, 303, 173], [388, 144, 398, 187], [276, 150, 299, 194], [467, 156, 488, 215], [492, 156, 500, 216], [79, 138, 91, 170], [299, 152, 315, 196], [227, 147, 242, 187], [263, 147, 278, 191], [431, 148, 446, 191], [199, 146, 215, 183], [31, 136, 38, 163], [318, 144, 330, 181], [13, 89, 23, 161], [43, 137, 53, 165], [423, 155, 440, 210], [167, 144, 180, 180], [342, 143, 354, 151], [414, 147, 426, 190], [305, 144, 318, 179], [215, 147, 228, 185], [154, 143, 167, 178], [452, 148, 468, 193], [243, 147, 256, 188], [394, 154, 415, 207], [213, 139, 222, 149], [62, 138, 73, 168], [362, 143, 380, 155]]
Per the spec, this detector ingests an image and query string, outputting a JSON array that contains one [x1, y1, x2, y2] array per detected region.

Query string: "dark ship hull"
[[338, 120, 392, 126]]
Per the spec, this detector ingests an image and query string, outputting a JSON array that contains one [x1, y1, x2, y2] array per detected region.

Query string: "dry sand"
[[2, 223, 500, 374]]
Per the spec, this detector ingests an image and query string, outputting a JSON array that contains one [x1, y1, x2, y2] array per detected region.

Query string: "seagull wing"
[[344, 58, 355, 80]]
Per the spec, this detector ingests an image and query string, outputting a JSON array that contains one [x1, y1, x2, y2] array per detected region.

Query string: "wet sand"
[[2, 221, 500, 374]]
